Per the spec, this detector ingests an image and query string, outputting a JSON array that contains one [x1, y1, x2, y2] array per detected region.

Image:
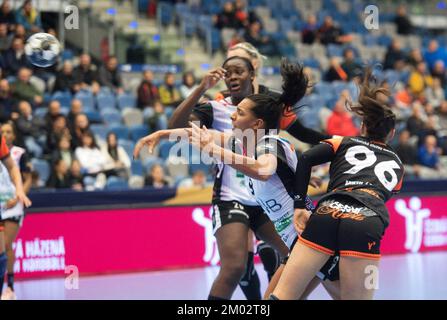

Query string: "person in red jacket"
[[326, 90, 360, 137]]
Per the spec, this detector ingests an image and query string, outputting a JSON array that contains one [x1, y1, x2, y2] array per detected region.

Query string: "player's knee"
[[222, 263, 246, 283]]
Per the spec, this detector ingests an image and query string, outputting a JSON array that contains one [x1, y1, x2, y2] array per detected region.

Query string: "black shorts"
[[212, 201, 270, 234], [281, 237, 340, 282], [299, 195, 385, 260], [0, 215, 24, 226]]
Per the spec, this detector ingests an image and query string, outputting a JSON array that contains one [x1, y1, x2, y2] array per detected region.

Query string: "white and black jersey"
[[192, 97, 258, 206], [0, 145, 29, 219], [245, 135, 313, 249]]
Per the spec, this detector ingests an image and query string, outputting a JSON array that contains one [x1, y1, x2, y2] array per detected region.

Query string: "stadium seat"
[[131, 160, 144, 176], [166, 156, 189, 179], [96, 93, 117, 110], [52, 91, 72, 108], [158, 140, 176, 160], [84, 110, 102, 123], [90, 124, 109, 141], [75, 91, 95, 110], [128, 175, 144, 189], [122, 108, 144, 127], [102, 110, 122, 126], [106, 176, 128, 190], [118, 139, 134, 158], [117, 93, 137, 110], [129, 124, 150, 142], [34, 107, 48, 119], [31, 158, 50, 185], [110, 125, 129, 140]]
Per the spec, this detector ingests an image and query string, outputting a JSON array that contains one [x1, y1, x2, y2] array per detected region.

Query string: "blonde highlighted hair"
[[228, 42, 267, 75]]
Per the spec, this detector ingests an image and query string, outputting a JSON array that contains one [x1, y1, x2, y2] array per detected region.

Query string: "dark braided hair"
[[346, 68, 396, 141], [245, 58, 309, 130]]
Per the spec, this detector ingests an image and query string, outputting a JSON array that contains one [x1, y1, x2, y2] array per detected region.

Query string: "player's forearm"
[[168, 85, 207, 128], [209, 144, 273, 181], [294, 144, 335, 208], [286, 120, 331, 145], [10, 165, 25, 196], [23, 173, 32, 194]]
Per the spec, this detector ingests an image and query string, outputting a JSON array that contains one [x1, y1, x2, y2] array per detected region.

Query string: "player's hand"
[[199, 68, 226, 91], [293, 208, 311, 235], [190, 122, 214, 152], [5, 197, 18, 209], [133, 131, 161, 158], [16, 191, 31, 208], [309, 176, 322, 189]]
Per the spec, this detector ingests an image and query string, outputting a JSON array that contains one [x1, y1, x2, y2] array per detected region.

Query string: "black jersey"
[[294, 136, 404, 227]]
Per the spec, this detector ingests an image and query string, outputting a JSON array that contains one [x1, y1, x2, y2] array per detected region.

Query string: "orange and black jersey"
[[294, 136, 404, 227], [216, 85, 330, 144], [0, 135, 10, 161]]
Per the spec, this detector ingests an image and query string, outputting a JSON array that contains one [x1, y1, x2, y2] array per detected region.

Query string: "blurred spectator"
[[137, 70, 159, 109], [423, 40, 447, 72], [67, 99, 83, 132], [101, 132, 131, 178], [394, 84, 414, 110], [45, 114, 70, 155], [396, 130, 419, 166], [180, 71, 198, 99], [324, 57, 347, 82], [46, 158, 71, 189], [0, 1, 15, 30], [159, 72, 182, 107], [406, 103, 426, 137], [73, 53, 100, 94], [383, 39, 406, 71], [234, 0, 260, 28], [70, 113, 90, 149], [14, 24, 26, 40], [2, 37, 29, 76], [146, 0, 157, 19], [53, 61, 77, 93], [51, 135, 73, 169], [11, 67, 43, 105], [14, 100, 45, 142], [341, 48, 362, 81], [30, 170, 41, 189], [406, 48, 424, 68], [243, 21, 278, 56], [424, 78, 445, 108], [214, 1, 243, 30], [0, 79, 15, 122], [431, 60, 447, 88], [418, 115, 440, 147], [0, 22, 11, 52], [148, 100, 168, 131], [301, 14, 318, 44], [15, 0, 42, 33], [437, 100, 447, 130], [145, 164, 169, 188], [418, 135, 441, 170], [69, 159, 85, 191], [178, 170, 209, 188], [98, 55, 124, 94], [408, 62, 432, 97], [75, 131, 109, 178], [44, 100, 61, 130], [326, 91, 359, 136], [394, 5, 413, 35], [318, 16, 352, 45]]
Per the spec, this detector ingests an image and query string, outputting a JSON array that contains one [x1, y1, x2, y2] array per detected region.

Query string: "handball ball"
[[25, 32, 61, 68]]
